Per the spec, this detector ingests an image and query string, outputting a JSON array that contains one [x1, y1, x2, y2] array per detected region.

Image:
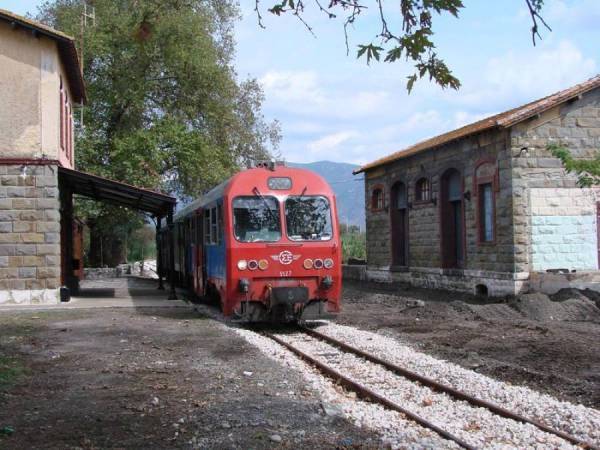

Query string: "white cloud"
[[260, 70, 324, 106], [447, 40, 597, 112], [307, 131, 360, 154], [545, 0, 600, 30], [259, 70, 391, 119]]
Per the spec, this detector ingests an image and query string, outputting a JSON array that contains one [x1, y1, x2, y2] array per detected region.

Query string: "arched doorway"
[[440, 169, 464, 268], [390, 181, 408, 266]]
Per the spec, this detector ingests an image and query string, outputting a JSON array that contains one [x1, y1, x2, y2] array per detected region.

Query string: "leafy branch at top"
[[256, 1, 552, 93], [548, 144, 600, 187]]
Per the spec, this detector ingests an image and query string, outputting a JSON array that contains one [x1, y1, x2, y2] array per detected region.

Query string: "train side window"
[[217, 204, 223, 244], [196, 214, 202, 245], [211, 207, 218, 244], [204, 209, 211, 244]]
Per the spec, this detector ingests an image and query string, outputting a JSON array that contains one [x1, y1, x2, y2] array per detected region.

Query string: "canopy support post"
[[167, 208, 178, 300], [156, 216, 164, 290]]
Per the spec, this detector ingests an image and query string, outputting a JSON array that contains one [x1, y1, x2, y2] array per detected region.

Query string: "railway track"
[[264, 326, 597, 450]]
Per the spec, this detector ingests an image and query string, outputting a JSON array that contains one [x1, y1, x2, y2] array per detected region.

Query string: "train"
[[158, 161, 342, 322]]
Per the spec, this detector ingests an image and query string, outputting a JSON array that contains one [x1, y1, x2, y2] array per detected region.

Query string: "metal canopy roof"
[[58, 167, 176, 217]]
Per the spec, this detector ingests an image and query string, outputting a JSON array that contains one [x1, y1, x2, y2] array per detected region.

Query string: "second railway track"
[[264, 326, 597, 450]]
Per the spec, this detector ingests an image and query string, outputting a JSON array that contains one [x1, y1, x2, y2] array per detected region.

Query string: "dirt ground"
[[339, 281, 600, 409], [1, 279, 599, 449], [0, 307, 377, 449]]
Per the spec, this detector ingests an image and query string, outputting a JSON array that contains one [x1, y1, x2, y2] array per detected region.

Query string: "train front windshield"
[[233, 196, 281, 242], [285, 196, 333, 241]]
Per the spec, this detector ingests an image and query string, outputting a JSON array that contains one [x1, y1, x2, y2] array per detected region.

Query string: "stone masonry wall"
[[0, 164, 61, 304], [364, 128, 514, 274], [511, 87, 600, 274]]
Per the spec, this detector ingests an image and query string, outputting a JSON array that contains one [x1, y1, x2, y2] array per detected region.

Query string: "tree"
[[256, 0, 551, 92], [37, 0, 280, 266], [549, 144, 600, 187]]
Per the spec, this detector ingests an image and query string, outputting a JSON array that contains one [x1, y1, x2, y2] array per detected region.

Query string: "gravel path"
[[315, 322, 600, 447]]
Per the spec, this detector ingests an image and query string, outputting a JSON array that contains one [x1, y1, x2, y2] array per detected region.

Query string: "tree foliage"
[[256, 0, 551, 92], [340, 224, 366, 262], [37, 0, 280, 265], [548, 144, 600, 187]]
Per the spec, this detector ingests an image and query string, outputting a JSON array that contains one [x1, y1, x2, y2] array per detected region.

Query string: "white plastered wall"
[[530, 188, 598, 271]]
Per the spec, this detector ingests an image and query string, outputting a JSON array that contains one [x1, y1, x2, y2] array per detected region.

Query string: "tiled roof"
[[0, 8, 86, 103], [354, 75, 600, 174]]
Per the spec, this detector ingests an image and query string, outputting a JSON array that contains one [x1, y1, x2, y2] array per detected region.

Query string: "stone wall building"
[[355, 76, 600, 296], [0, 9, 85, 304], [0, 9, 176, 305]]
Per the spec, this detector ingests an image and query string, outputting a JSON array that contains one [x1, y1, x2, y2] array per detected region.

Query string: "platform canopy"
[[58, 167, 176, 217]]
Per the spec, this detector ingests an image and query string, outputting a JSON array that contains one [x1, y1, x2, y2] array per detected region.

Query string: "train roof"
[[173, 164, 334, 222], [174, 178, 231, 221]]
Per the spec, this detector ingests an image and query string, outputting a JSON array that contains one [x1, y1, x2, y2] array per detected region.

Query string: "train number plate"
[[279, 270, 292, 277]]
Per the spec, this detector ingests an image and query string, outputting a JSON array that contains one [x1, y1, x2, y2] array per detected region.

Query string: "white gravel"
[[315, 322, 600, 447], [278, 332, 578, 449], [232, 327, 460, 449], [192, 303, 599, 448]]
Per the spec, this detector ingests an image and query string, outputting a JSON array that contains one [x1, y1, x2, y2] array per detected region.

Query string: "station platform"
[[0, 277, 189, 310]]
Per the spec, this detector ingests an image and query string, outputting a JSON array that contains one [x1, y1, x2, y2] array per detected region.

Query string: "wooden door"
[[441, 169, 464, 269], [391, 181, 408, 266]]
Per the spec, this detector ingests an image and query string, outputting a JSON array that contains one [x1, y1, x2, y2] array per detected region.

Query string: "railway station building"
[[0, 9, 176, 305], [356, 75, 600, 297]]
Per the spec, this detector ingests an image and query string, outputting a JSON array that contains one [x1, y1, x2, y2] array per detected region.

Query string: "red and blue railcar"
[[161, 162, 342, 322]]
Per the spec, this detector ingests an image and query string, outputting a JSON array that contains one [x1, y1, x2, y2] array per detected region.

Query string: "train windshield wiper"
[[252, 186, 279, 224]]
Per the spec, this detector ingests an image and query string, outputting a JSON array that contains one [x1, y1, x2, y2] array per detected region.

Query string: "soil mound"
[[510, 292, 600, 321], [460, 302, 523, 321]]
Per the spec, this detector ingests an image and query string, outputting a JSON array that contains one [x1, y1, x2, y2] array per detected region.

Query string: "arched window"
[[415, 177, 431, 202], [371, 187, 384, 211]]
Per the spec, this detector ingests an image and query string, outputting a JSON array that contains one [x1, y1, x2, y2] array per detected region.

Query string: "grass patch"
[[0, 355, 25, 390]]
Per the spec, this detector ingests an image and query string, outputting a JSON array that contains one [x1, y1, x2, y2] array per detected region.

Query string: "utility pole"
[[79, 3, 96, 124]]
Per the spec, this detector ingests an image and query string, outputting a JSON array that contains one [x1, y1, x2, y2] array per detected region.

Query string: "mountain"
[[288, 161, 365, 229]]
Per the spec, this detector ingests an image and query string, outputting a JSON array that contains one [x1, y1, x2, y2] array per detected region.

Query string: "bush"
[[340, 224, 366, 263]]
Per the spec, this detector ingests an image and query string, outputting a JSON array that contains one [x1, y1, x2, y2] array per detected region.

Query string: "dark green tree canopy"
[[37, 0, 280, 265], [39, 0, 280, 198]]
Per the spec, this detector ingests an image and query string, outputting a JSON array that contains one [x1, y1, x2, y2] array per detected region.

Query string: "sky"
[[6, 0, 600, 166]]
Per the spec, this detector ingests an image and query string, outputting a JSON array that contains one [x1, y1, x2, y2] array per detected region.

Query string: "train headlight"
[[237, 260, 248, 271], [258, 259, 269, 270], [248, 260, 259, 270], [324, 258, 334, 269], [313, 258, 324, 269], [303, 258, 314, 270]]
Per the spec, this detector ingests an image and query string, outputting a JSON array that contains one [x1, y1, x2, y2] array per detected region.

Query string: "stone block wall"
[[364, 128, 514, 273], [511, 87, 600, 274], [0, 164, 61, 304]]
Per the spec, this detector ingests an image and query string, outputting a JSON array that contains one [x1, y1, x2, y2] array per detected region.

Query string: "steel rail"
[[265, 332, 477, 450], [301, 326, 598, 450]]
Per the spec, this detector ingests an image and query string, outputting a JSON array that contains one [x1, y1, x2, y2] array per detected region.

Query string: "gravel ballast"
[[314, 322, 600, 447], [194, 302, 600, 448], [233, 327, 459, 449]]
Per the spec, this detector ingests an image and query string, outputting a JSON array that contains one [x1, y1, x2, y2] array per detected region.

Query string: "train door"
[[185, 217, 192, 288], [193, 212, 204, 296]]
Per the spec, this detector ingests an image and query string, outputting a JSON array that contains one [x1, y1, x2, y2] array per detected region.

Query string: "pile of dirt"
[[452, 301, 523, 321], [509, 291, 600, 322]]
